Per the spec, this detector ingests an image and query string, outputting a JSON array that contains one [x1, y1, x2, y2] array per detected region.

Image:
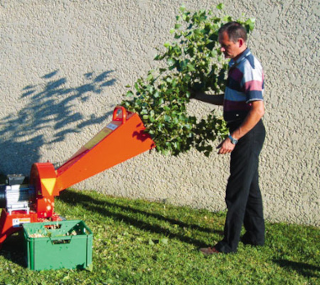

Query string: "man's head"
[[218, 22, 247, 60]]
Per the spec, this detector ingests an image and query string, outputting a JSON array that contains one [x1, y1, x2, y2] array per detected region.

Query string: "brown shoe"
[[199, 247, 220, 255]]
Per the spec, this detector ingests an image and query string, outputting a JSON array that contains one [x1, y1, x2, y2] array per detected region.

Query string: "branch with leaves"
[[121, 4, 255, 156]]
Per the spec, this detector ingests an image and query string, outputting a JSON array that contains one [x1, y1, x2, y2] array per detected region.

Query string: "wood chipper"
[[0, 106, 155, 249]]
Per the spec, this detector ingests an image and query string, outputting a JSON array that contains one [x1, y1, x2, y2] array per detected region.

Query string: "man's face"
[[218, 31, 243, 60]]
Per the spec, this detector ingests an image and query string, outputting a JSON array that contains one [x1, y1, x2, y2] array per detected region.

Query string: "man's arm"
[[218, 100, 265, 154], [193, 91, 224, 106], [231, 100, 265, 140]]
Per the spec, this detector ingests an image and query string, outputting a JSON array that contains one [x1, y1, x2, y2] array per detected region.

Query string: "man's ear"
[[238, 38, 245, 47]]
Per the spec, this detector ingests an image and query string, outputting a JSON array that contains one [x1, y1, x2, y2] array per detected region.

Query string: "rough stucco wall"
[[0, 0, 319, 226]]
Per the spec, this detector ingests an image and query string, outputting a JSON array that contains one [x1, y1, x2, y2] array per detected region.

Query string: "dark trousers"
[[216, 120, 266, 253]]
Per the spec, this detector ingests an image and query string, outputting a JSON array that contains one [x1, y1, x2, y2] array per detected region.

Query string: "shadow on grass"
[[0, 231, 26, 268], [274, 259, 320, 278], [58, 190, 224, 247]]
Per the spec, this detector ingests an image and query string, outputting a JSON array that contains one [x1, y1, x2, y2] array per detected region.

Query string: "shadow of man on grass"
[[274, 259, 320, 279]]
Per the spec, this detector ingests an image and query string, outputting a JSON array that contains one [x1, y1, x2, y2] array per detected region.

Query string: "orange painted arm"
[[54, 106, 155, 193]]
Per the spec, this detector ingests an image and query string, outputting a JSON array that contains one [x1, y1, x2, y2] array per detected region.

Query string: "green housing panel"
[[23, 220, 93, 271]]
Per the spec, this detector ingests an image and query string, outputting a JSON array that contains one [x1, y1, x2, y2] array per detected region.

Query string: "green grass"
[[0, 188, 319, 285]]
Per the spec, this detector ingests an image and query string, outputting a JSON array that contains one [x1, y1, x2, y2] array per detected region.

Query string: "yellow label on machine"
[[84, 123, 119, 150], [13, 218, 31, 228], [41, 178, 57, 196]]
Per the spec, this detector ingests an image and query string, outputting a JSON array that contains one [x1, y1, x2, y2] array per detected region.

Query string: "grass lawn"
[[0, 188, 319, 284]]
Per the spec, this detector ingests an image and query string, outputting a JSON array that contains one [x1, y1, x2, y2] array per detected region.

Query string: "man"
[[193, 22, 266, 254]]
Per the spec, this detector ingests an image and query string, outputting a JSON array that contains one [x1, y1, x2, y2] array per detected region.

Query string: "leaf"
[[187, 63, 196, 72], [160, 238, 169, 245], [223, 15, 232, 22], [245, 18, 255, 32], [167, 58, 176, 66], [216, 3, 224, 10], [147, 72, 154, 81], [164, 42, 171, 48], [141, 108, 148, 115]]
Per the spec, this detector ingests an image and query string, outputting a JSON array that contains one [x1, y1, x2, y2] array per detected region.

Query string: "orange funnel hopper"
[[54, 106, 155, 193]]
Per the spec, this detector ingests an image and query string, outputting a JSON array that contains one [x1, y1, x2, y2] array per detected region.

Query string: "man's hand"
[[217, 137, 235, 154], [217, 100, 265, 155]]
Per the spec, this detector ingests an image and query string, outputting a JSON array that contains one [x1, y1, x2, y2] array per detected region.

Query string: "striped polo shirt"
[[223, 48, 264, 124]]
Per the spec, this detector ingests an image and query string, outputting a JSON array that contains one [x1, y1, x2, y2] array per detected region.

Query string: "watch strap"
[[228, 134, 238, 145]]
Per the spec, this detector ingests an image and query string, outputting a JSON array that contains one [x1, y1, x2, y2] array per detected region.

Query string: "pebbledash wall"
[[0, 0, 319, 226]]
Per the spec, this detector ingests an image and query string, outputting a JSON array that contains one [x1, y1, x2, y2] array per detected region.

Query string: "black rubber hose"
[[0, 185, 6, 208]]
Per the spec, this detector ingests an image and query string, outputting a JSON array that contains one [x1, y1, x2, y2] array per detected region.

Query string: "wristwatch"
[[228, 134, 238, 145]]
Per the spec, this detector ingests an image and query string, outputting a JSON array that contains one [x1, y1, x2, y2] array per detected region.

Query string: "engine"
[[0, 175, 35, 214]]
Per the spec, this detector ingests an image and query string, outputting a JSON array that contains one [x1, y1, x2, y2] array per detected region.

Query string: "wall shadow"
[[0, 70, 116, 175]]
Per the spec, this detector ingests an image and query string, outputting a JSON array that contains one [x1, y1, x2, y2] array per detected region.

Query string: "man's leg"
[[215, 142, 255, 253], [215, 120, 265, 253], [242, 123, 266, 245]]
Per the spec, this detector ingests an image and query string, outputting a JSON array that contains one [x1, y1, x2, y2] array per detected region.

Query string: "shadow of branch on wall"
[[0, 69, 116, 175]]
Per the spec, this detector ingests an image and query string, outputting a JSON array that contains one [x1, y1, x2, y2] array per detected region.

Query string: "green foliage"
[[121, 4, 255, 156], [1, 189, 319, 284]]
